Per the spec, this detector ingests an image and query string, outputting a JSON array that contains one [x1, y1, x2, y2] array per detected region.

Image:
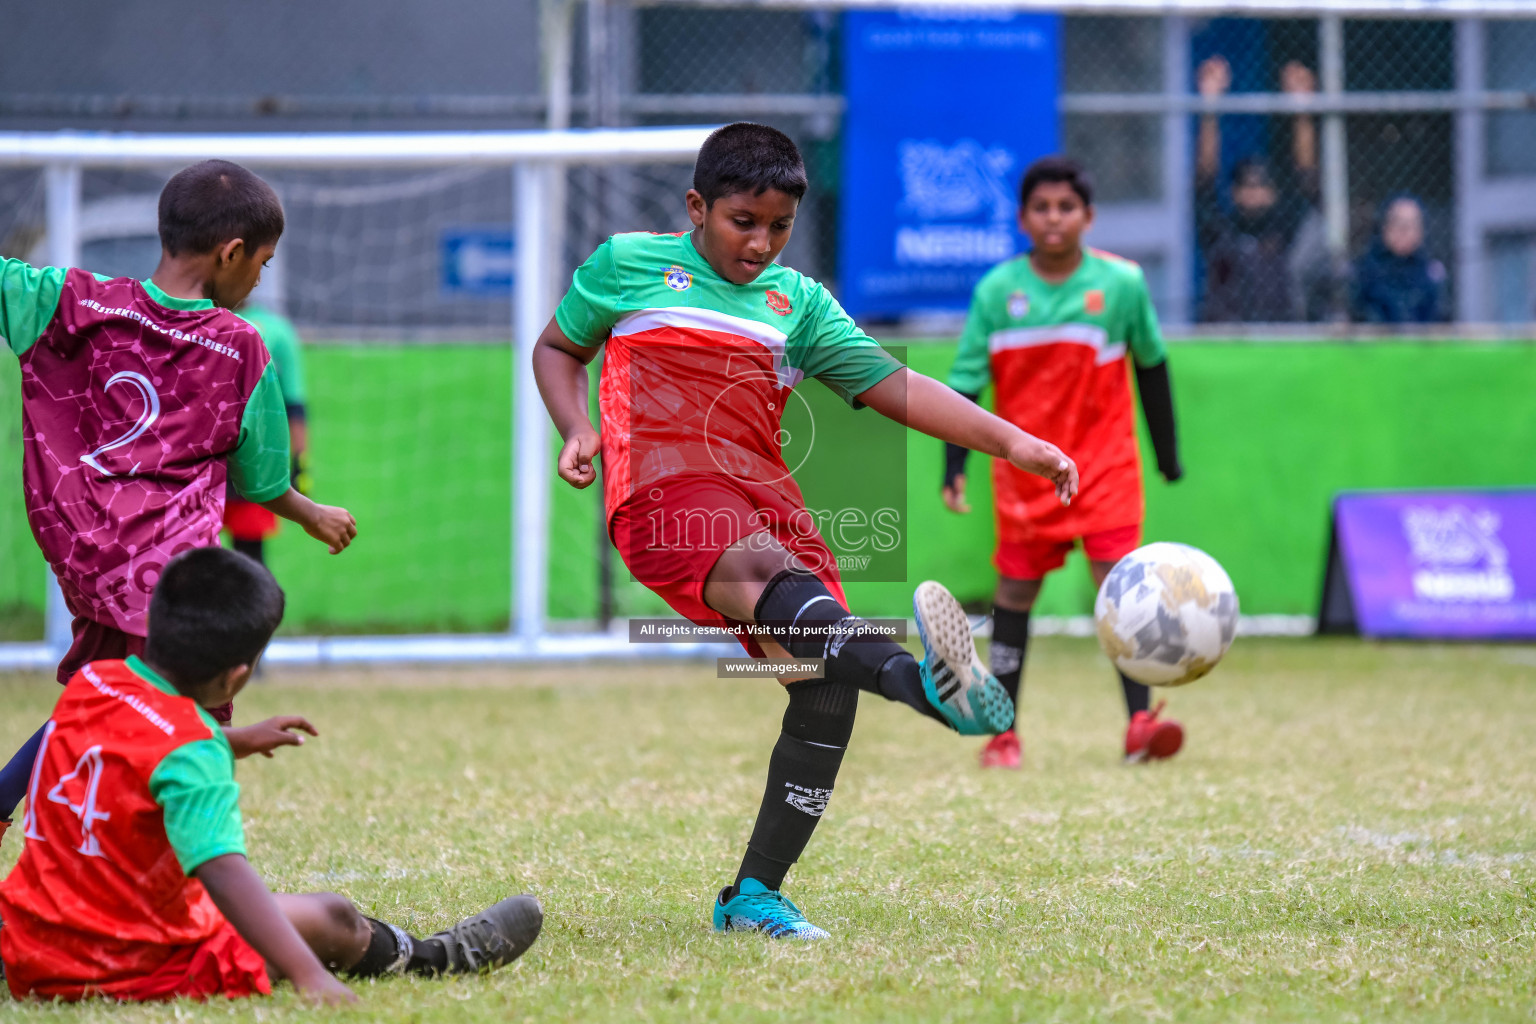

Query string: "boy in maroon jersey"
[[0, 547, 542, 1003], [0, 160, 358, 848]]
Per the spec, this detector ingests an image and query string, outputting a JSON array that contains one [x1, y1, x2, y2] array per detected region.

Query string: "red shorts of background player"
[[610, 472, 845, 658], [995, 523, 1141, 581], [11, 919, 269, 1003], [223, 498, 278, 542]]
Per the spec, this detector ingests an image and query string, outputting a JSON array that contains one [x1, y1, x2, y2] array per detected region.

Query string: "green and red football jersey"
[[555, 231, 902, 522], [0, 657, 254, 1000], [949, 248, 1167, 543]]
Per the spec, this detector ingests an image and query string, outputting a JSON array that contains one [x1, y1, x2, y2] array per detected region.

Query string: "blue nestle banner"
[[1331, 491, 1536, 640], [838, 10, 1060, 319]]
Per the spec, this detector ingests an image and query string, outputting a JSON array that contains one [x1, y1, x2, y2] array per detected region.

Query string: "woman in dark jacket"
[[1352, 195, 1449, 324]]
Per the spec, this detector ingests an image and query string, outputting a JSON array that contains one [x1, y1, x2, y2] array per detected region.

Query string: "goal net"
[[0, 128, 725, 667]]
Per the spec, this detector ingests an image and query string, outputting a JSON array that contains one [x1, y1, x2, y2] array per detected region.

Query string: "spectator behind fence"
[[1352, 195, 1449, 325], [1196, 57, 1328, 322]]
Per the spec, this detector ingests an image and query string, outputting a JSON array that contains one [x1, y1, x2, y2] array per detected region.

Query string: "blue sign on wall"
[[441, 228, 515, 296], [838, 10, 1060, 319]]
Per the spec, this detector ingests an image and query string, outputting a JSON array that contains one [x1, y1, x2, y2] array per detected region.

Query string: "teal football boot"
[[913, 580, 1015, 736], [712, 879, 830, 941]]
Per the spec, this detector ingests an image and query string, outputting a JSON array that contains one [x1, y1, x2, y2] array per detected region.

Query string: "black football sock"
[[1120, 671, 1151, 718], [753, 569, 945, 725], [870, 652, 947, 725], [349, 918, 449, 977], [733, 677, 857, 896], [990, 607, 1031, 711], [232, 537, 265, 565], [0, 724, 46, 820]]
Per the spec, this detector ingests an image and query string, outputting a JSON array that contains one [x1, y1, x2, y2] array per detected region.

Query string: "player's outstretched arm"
[[532, 317, 602, 490], [196, 853, 356, 1005], [859, 368, 1079, 507], [224, 716, 319, 759], [260, 488, 357, 554]]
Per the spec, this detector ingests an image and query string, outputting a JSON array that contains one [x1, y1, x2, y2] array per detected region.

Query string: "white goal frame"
[[0, 126, 741, 669]]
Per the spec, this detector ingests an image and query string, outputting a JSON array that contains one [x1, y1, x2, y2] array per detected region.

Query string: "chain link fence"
[[5, 6, 1535, 328]]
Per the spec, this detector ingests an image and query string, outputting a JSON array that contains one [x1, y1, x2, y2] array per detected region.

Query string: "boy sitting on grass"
[[0, 547, 542, 1003]]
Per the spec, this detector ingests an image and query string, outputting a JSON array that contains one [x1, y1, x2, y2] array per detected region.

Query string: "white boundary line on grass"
[[0, 615, 1316, 670], [977, 614, 1316, 638]]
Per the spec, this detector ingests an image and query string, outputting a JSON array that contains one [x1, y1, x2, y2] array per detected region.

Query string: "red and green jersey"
[[0, 260, 291, 636], [555, 232, 902, 521], [0, 657, 248, 1001], [949, 249, 1166, 543]]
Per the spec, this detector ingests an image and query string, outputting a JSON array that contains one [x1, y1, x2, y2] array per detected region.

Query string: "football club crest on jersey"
[[1007, 290, 1029, 319], [1084, 289, 1105, 315], [765, 290, 793, 316], [663, 265, 692, 291]]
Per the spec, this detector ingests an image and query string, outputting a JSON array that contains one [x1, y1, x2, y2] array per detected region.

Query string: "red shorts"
[[57, 616, 145, 685], [995, 524, 1141, 581], [9, 920, 270, 1003], [224, 498, 278, 542], [610, 473, 845, 657]]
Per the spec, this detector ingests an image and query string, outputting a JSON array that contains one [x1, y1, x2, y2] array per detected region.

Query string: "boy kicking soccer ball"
[[533, 123, 1078, 940], [943, 156, 1185, 769], [0, 160, 358, 848], [0, 547, 542, 1003]]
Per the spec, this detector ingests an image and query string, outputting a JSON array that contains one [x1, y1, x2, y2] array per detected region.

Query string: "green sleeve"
[[0, 258, 67, 357], [794, 283, 904, 408], [229, 363, 293, 502], [553, 238, 622, 347], [1124, 267, 1167, 368], [949, 278, 996, 395], [148, 736, 246, 875]]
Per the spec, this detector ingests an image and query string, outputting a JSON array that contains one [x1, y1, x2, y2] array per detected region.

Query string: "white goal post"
[[0, 126, 741, 669]]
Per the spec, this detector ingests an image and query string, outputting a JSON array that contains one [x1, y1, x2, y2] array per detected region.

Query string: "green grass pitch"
[[1, 638, 1533, 1022]]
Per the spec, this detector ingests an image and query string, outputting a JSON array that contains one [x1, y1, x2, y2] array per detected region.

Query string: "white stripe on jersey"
[[612, 306, 801, 386], [987, 323, 1126, 366]]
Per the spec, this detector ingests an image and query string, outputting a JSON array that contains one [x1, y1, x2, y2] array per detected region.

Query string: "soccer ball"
[[1093, 542, 1239, 687]]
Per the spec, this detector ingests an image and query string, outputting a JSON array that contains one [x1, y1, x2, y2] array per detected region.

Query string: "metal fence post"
[[1163, 14, 1193, 326], [42, 161, 81, 660], [514, 162, 553, 646], [1319, 14, 1349, 257], [1454, 17, 1485, 322]]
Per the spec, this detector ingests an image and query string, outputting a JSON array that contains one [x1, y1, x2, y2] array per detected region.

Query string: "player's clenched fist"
[[1005, 435, 1079, 507], [558, 427, 602, 489], [305, 503, 357, 554]]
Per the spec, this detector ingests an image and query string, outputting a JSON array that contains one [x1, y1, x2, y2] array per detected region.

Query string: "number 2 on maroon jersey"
[[80, 370, 161, 477]]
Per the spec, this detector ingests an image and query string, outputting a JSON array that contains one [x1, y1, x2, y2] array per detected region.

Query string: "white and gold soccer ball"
[[1093, 542, 1239, 687]]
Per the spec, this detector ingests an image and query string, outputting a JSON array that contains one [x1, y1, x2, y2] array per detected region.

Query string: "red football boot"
[[0, 817, 9, 851], [1124, 701, 1183, 763], [979, 729, 1022, 769]]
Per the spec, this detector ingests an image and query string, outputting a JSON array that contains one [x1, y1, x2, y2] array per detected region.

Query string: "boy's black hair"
[[158, 159, 285, 257], [692, 123, 808, 206], [1019, 156, 1094, 208], [144, 547, 285, 692]]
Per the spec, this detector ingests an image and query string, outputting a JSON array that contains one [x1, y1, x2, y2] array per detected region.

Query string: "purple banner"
[[1335, 491, 1536, 639]]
